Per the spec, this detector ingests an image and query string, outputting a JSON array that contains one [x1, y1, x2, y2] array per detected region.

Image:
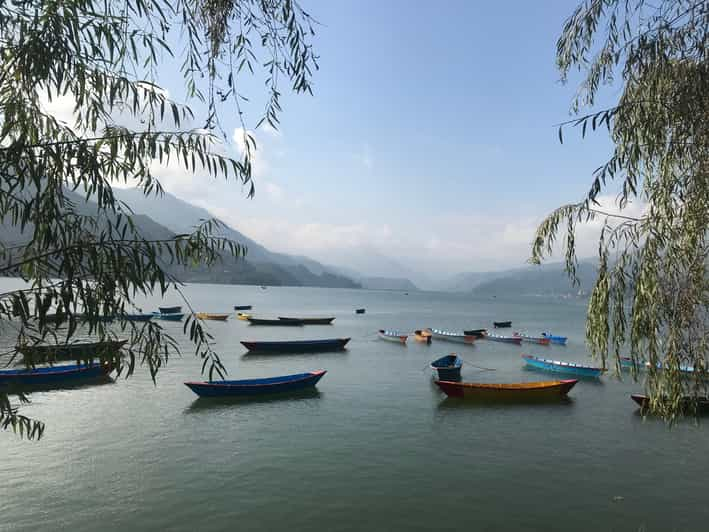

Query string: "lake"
[[1, 283, 708, 531]]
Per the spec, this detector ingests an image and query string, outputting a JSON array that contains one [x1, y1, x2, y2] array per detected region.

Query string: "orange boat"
[[195, 313, 229, 321], [435, 379, 578, 400]]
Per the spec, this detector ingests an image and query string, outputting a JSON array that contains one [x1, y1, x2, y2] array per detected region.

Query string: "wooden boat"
[[430, 354, 462, 381], [195, 313, 230, 321], [428, 328, 476, 344], [378, 330, 408, 344], [236, 312, 252, 321], [480, 332, 522, 345], [355, 308, 366, 314], [631, 394, 709, 414], [159, 305, 182, 314], [514, 333, 551, 345], [17, 339, 127, 363], [278, 316, 336, 325], [184, 370, 326, 398], [234, 305, 252, 311], [241, 338, 350, 352], [0, 362, 111, 386], [522, 354, 605, 378], [435, 378, 578, 400], [124, 313, 154, 322], [247, 317, 303, 326], [493, 321, 512, 328], [541, 332, 568, 345], [414, 329, 432, 344]]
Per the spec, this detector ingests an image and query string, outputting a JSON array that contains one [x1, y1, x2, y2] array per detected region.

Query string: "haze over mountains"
[[0, 186, 598, 295]]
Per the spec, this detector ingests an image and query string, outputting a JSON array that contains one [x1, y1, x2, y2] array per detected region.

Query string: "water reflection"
[[185, 388, 322, 413]]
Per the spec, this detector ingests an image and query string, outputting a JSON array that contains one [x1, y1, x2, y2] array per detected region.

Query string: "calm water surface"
[[1, 283, 708, 531]]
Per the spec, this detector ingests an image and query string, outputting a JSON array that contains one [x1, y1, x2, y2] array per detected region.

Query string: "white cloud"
[[233, 127, 270, 179]]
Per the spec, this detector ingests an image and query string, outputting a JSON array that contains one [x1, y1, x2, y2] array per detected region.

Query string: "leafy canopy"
[[532, 0, 708, 419], [0, 0, 318, 438]]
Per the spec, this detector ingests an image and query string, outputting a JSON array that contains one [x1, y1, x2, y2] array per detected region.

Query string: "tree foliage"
[[532, 0, 708, 419], [0, 0, 318, 438]]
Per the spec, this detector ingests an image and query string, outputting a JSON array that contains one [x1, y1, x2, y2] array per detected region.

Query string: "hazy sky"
[[139, 0, 631, 278]]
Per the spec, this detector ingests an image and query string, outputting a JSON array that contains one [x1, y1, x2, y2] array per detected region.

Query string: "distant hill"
[[359, 276, 418, 291], [0, 187, 360, 289], [470, 261, 597, 297]]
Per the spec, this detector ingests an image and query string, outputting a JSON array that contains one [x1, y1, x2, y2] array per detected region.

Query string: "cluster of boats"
[[2, 308, 706, 412]]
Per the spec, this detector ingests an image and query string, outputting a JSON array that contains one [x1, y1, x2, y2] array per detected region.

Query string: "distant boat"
[[463, 328, 487, 338], [413, 329, 432, 344], [247, 317, 303, 326], [0, 362, 112, 387], [260, 286, 267, 290], [234, 305, 252, 311], [195, 313, 229, 321], [378, 330, 408, 344], [435, 379, 578, 400], [155, 312, 184, 321], [185, 370, 326, 398], [493, 321, 512, 328], [278, 316, 336, 325], [619, 356, 644, 372], [159, 305, 182, 314], [430, 354, 462, 381], [631, 394, 709, 414], [480, 332, 522, 345], [355, 308, 366, 314], [541, 332, 568, 345], [236, 312, 252, 321], [522, 354, 605, 378], [514, 333, 551, 345], [241, 338, 350, 353], [17, 339, 127, 363], [124, 314, 154, 322], [428, 328, 476, 344]]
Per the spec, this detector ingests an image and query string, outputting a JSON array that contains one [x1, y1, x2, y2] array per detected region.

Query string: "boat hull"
[[493, 321, 512, 328], [378, 331, 407, 344], [185, 370, 326, 397], [241, 338, 350, 353], [435, 379, 578, 400], [124, 314, 154, 322], [248, 317, 303, 326], [234, 305, 252, 311], [0, 363, 111, 386], [159, 306, 182, 314], [355, 308, 366, 314], [428, 329, 476, 344], [481, 334, 522, 345], [515, 334, 551, 345], [541, 333, 568, 345], [631, 394, 709, 414], [158, 313, 184, 321], [196, 313, 229, 321], [278, 317, 335, 325], [523, 355, 604, 378]]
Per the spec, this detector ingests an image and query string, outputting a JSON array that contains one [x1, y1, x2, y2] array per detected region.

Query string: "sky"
[[114, 1, 635, 280]]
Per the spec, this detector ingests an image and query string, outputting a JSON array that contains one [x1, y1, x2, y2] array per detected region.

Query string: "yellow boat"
[[435, 379, 578, 400], [236, 312, 252, 321], [195, 313, 230, 321], [414, 329, 432, 343]]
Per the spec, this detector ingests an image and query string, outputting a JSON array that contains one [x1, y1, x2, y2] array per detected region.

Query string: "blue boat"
[[522, 354, 605, 378], [0, 363, 111, 386], [430, 354, 462, 381], [541, 332, 568, 345], [152, 312, 184, 321], [184, 370, 327, 397]]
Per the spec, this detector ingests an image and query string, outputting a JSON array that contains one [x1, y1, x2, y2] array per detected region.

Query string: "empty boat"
[[480, 332, 522, 345], [514, 333, 551, 345], [522, 354, 605, 378], [241, 338, 350, 353], [0, 362, 112, 386], [185, 370, 327, 398], [428, 328, 476, 344], [278, 316, 336, 325], [493, 321, 512, 328], [435, 379, 578, 400], [378, 330, 408, 344], [430, 354, 463, 381], [247, 317, 303, 326], [541, 332, 568, 345]]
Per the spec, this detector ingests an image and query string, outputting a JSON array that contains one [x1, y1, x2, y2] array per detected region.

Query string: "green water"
[[2, 283, 708, 531]]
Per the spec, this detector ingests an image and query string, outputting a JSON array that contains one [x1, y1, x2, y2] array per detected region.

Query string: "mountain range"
[[0, 186, 598, 294]]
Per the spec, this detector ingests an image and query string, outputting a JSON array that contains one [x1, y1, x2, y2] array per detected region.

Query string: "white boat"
[[378, 330, 408, 344], [427, 328, 476, 344]]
